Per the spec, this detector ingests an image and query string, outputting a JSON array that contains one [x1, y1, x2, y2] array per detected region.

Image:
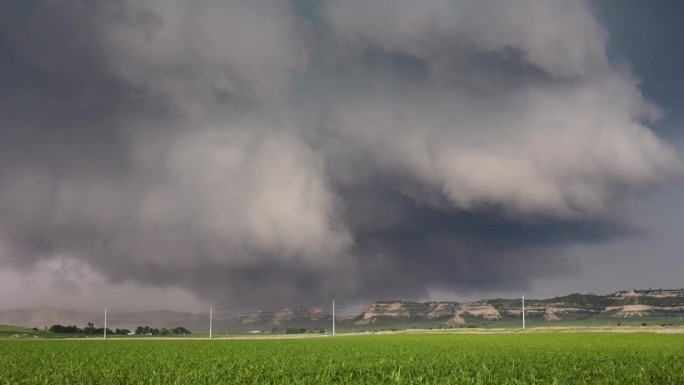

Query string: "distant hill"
[[0, 307, 204, 331], [356, 289, 684, 327], [0, 307, 92, 330], [0, 324, 53, 338], [2, 289, 684, 332], [0, 306, 333, 332]]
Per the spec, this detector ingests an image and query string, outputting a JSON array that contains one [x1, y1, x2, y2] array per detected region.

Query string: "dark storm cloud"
[[338, 180, 642, 300], [0, 0, 680, 308]]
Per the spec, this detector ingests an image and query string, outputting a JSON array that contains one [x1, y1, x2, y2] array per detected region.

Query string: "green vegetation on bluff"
[[1, 333, 683, 384], [0, 325, 50, 338]]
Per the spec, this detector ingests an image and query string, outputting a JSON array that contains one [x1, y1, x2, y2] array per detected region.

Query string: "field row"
[[1, 333, 683, 384]]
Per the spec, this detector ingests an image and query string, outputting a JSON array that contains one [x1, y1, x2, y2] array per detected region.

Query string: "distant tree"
[[49, 324, 81, 333], [132, 325, 191, 335], [170, 327, 191, 335], [84, 322, 96, 334], [94, 327, 114, 335]]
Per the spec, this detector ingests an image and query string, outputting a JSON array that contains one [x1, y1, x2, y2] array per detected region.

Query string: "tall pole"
[[522, 295, 526, 330], [104, 308, 107, 339], [332, 300, 335, 336], [209, 306, 213, 339]]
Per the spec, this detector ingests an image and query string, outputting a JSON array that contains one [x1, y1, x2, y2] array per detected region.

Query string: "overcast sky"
[[0, 0, 683, 312]]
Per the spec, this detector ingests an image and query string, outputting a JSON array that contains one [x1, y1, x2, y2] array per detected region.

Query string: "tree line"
[[48, 322, 124, 335], [48, 323, 191, 335], [284, 327, 325, 334], [134, 326, 191, 335]]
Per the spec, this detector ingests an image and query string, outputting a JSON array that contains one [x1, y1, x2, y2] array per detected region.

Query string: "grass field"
[[1, 332, 683, 384], [0, 325, 52, 338]]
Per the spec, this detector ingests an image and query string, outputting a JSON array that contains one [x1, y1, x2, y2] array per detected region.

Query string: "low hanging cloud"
[[0, 0, 680, 308]]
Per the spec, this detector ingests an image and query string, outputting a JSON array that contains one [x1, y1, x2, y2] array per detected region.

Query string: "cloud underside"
[[0, 0, 679, 307]]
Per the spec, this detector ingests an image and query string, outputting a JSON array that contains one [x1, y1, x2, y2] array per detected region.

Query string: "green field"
[[0, 325, 52, 338], [1, 333, 683, 384]]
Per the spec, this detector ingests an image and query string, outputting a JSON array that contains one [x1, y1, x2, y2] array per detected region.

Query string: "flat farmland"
[[1, 333, 683, 384]]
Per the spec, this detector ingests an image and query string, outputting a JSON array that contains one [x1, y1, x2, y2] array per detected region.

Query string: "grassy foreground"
[[1, 333, 683, 384]]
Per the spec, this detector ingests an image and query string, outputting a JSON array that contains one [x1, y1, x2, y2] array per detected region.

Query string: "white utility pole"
[[332, 300, 336, 336], [104, 308, 107, 339], [522, 295, 526, 330], [209, 306, 213, 339]]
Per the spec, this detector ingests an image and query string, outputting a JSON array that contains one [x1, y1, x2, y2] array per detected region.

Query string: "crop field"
[[1, 332, 683, 384]]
